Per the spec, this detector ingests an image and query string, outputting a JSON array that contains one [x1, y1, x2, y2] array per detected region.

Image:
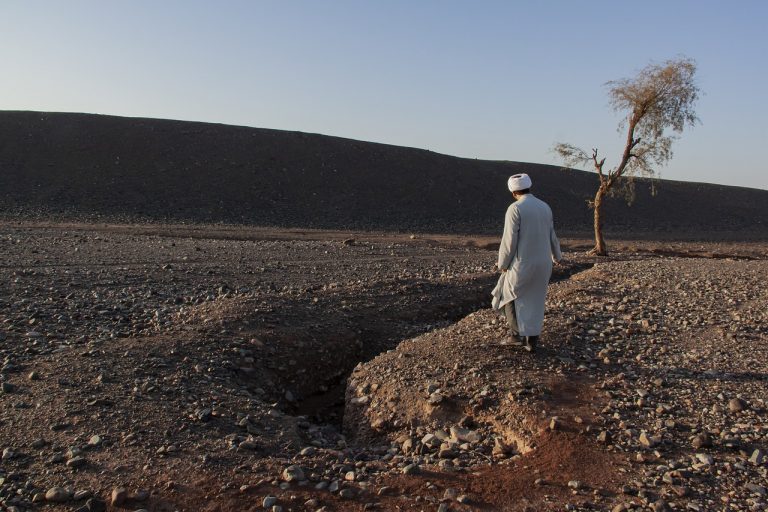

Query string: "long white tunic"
[[491, 194, 561, 336]]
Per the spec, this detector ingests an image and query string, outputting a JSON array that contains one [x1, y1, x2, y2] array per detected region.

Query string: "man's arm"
[[498, 205, 520, 271]]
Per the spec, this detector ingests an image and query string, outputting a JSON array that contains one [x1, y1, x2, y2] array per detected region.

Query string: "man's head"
[[507, 173, 532, 200]]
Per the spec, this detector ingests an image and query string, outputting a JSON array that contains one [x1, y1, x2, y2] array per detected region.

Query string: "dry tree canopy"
[[556, 57, 700, 181]]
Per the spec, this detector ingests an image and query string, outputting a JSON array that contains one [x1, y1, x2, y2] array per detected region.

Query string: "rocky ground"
[[0, 222, 766, 512]]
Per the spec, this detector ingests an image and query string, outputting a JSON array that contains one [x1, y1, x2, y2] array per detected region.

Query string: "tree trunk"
[[591, 186, 608, 256]]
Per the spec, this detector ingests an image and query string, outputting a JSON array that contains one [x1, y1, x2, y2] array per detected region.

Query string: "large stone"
[[282, 465, 305, 482], [749, 449, 765, 465], [86, 498, 107, 512], [691, 433, 711, 449], [639, 432, 658, 448], [728, 398, 748, 413], [111, 488, 128, 507], [46, 487, 70, 502], [421, 434, 439, 448], [67, 456, 88, 468], [450, 426, 481, 444], [402, 463, 420, 475]]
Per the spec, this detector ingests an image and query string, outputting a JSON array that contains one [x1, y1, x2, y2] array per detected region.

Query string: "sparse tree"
[[555, 57, 700, 255]]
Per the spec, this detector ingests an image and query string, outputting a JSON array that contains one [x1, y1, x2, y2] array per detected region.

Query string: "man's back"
[[512, 194, 556, 265]]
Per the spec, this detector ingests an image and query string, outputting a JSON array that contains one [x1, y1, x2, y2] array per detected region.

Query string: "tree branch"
[[591, 148, 606, 184]]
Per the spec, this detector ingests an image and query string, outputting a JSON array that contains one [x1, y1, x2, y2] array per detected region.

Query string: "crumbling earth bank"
[[347, 258, 768, 511]]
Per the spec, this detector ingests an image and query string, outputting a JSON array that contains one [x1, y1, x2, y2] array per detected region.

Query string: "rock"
[[639, 432, 658, 448], [87, 435, 103, 447], [691, 433, 711, 449], [262, 496, 278, 508], [339, 488, 356, 499], [568, 480, 583, 490], [238, 439, 258, 451], [749, 449, 764, 465], [31, 438, 47, 449], [45, 487, 70, 502], [746, 483, 767, 496], [402, 463, 420, 475], [282, 465, 305, 482], [28, 371, 40, 380], [443, 487, 459, 500], [728, 398, 748, 413], [111, 487, 128, 507], [196, 408, 212, 421], [85, 497, 107, 512], [597, 431, 612, 444], [67, 456, 88, 468], [1, 382, 15, 393], [651, 500, 671, 512], [695, 453, 714, 465], [421, 433, 439, 447], [549, 418, 560, 431], [439, 445, 458, 458], [450, 426, 481, 444], [2, 447, 15, 460], [428, 392, 444, 405]]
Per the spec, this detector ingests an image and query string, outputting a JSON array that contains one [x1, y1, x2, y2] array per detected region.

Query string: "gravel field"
[[0, 222, 766, 512]]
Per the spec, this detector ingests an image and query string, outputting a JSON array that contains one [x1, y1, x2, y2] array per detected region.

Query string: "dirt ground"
[[1, 222, 766, 512]]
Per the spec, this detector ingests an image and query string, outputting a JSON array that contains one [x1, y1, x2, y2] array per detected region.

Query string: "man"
[[491, 173, 562, 352]]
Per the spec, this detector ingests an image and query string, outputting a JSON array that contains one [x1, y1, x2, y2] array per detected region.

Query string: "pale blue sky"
[[1, 1, 766, 189]]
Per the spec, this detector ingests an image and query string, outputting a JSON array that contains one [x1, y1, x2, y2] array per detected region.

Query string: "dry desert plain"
[[0, 222, 767, 512]]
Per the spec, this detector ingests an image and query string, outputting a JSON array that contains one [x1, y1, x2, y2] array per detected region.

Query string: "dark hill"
[[1, 111, 766, 236]]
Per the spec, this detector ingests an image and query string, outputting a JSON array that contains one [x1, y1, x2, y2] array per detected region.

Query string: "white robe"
[[491, 194, 561, 336]]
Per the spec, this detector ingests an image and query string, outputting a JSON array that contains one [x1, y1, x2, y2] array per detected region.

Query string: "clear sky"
[[1, 1, 766, 189]]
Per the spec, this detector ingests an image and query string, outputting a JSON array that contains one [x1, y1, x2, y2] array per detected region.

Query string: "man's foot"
[[505, 329, 522, 346], [523, 336, 539, 352]]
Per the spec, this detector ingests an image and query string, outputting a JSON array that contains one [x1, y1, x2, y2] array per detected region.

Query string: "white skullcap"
[[507, 173, 532, 192]]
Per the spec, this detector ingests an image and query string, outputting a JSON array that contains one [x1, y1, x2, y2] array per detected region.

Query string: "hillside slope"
[[1, 111, 765, 235]]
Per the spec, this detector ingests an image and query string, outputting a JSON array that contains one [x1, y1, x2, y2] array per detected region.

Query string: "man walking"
[[492, 173, 562, 352]]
